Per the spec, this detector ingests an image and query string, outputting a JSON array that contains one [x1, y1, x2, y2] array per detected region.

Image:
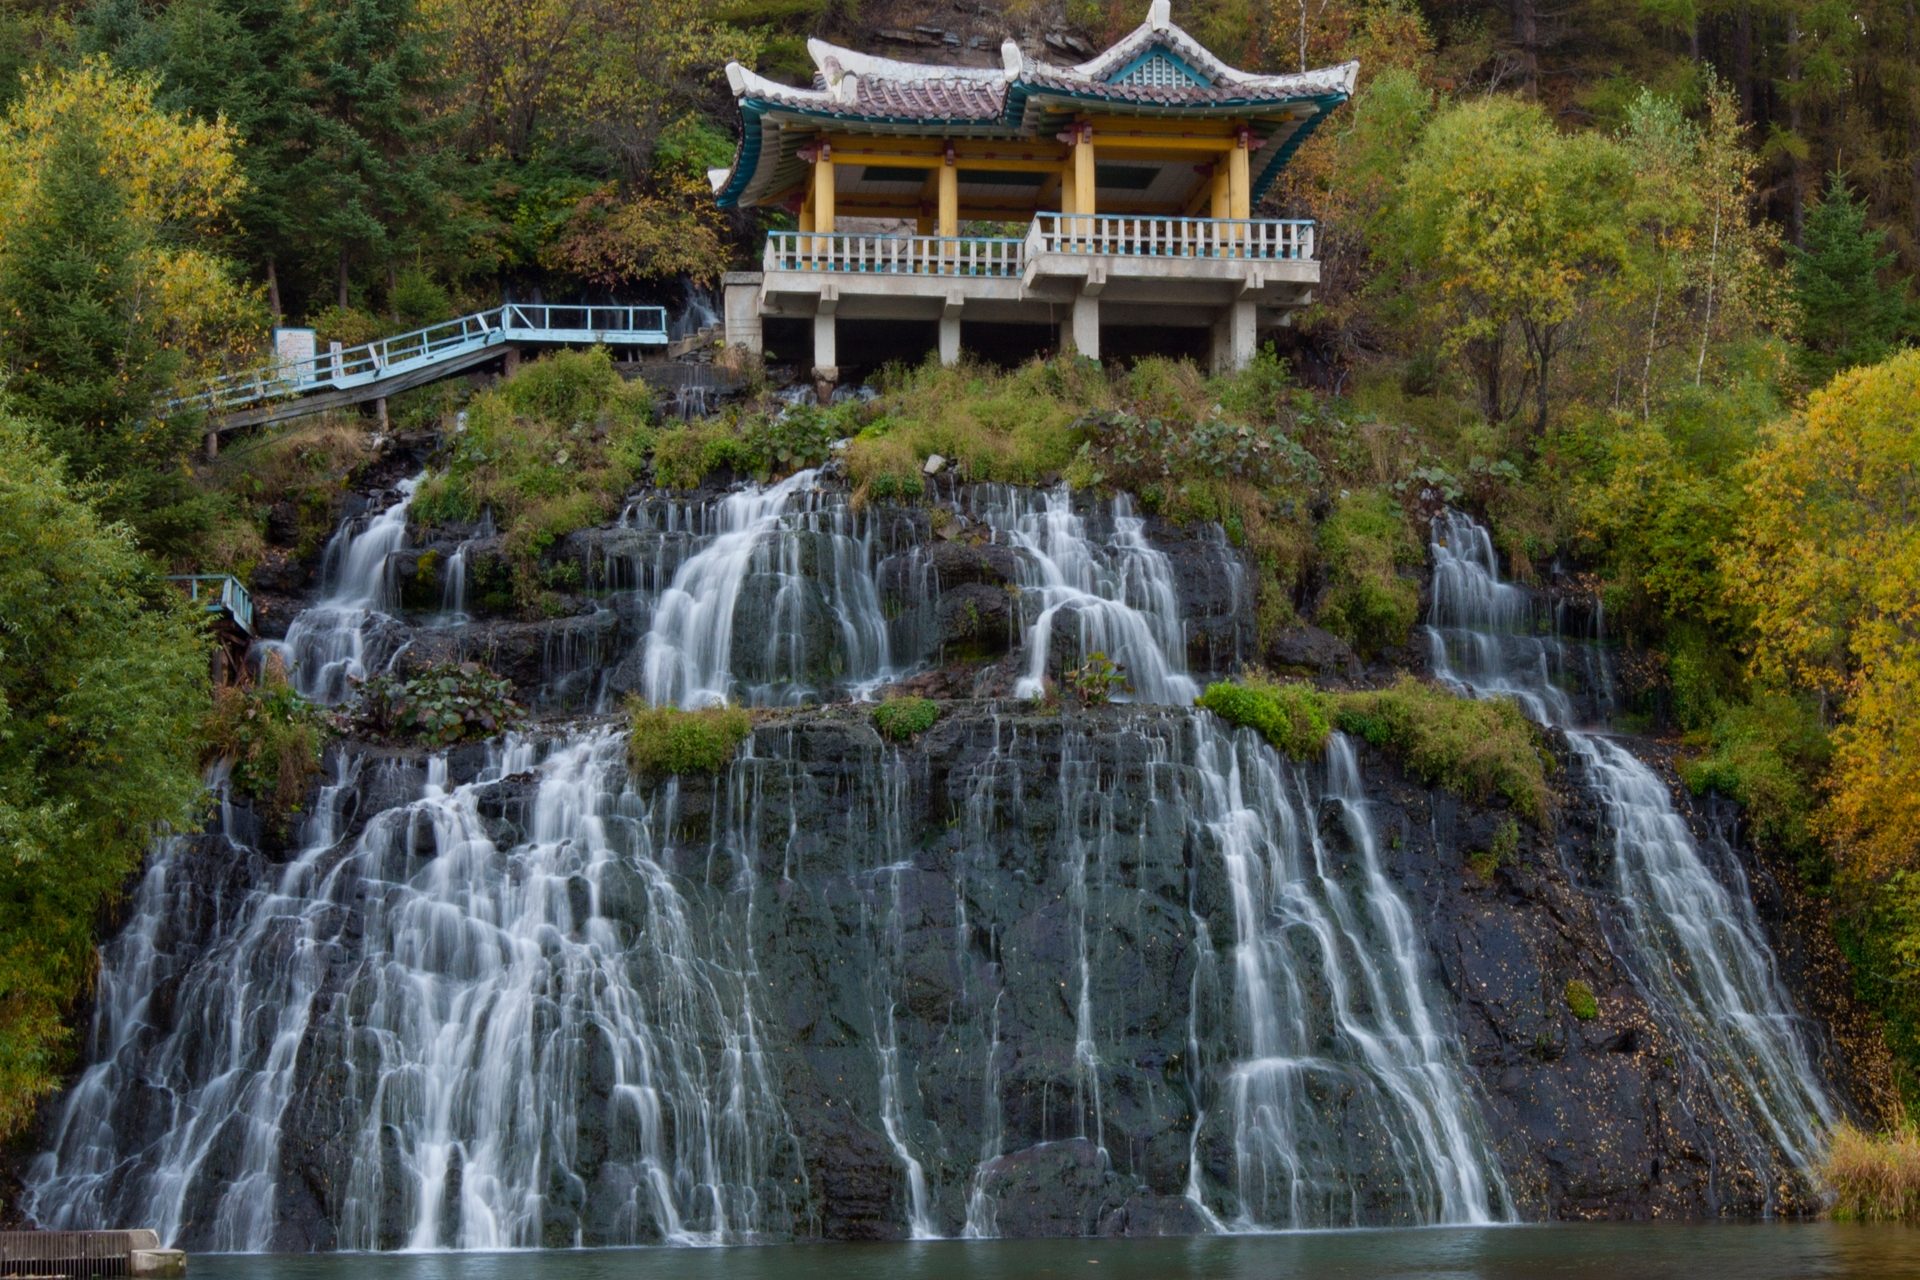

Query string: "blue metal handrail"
[[1029, 212, 1316, 261], [169, 303, 670, 418], [168, 574, 254, 635], [764, 231, 1026, 278]]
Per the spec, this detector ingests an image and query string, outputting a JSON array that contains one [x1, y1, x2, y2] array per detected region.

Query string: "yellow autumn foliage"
[[0, 58, 263, 380], [1728, 350, 1920, 877]]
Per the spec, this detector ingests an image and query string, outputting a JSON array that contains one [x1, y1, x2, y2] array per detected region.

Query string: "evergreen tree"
[[1790, 172, 1907, 384], [0, 117, 203, 548], [295, 0, 450, 309]]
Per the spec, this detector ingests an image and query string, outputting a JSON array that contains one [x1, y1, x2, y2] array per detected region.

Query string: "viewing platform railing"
[[167, 574, 255, 635], [763, 215, 1317, 280], [764, 231, 1026, 277], [169, 303, 669, 418], [1029, 213, 1316, 261]]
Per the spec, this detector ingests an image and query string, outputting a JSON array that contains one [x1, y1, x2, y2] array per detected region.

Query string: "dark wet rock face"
[[16, 475, 1881, 1250]]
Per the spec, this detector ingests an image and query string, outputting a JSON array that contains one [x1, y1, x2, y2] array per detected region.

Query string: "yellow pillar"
[[1073, 122, 1097, 216], [1060, 156, 1077, 220], [814, 144, 836, 234], [938, 158, 958, 236], [1210, 162, 1230, 218], [1227, 126, 1251, 257]]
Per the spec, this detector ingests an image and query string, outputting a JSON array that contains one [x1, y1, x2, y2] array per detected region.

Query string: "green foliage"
[[870, 696, 940, 742], [1469, 818, 1521, 882], [203, 661, 327, 820], [1680, 693, 1828, 872], [1790, 173, 1906, 384], [352, 662, 522, 746], [209, 416, 374, 561], [1197, 678, 1334, 760], [1332, 677, 1551, 822], [1378, 95, 1634, 432], [411, 349, 654, 603], [1065, 652, 1129, 705], [1317, 490, 1420, 655], [1564, 978, 1599, 1021], [0, 114, 204, 550], [846, 358, 1107, 499], [624, 700, 752, 775], [0, 416, 208, 1138]]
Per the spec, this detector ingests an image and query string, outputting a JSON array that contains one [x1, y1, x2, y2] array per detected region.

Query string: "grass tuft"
[[871, 695, 940, 742], [624, 699, 752, 775], [1825, 1124, 1920, 1222]]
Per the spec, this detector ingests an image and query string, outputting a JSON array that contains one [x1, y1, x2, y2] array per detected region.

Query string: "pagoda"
[[710, 0, 1356, 378]]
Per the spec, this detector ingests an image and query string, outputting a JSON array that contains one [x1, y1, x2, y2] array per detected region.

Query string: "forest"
[[2, 0, 1920, 1237]]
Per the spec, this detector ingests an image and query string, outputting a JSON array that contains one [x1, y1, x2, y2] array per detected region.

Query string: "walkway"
[[172, 303, 670, 438]]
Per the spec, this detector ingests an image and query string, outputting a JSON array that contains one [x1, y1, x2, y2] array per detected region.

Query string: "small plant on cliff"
[[871, 695, 940, 742], [352, 662, 522, 746], [1196, 678, 1332, 759], [1317, 490, 1421, 656], [625, 699, 752, 775], [1066, 652, 1129, 705], [1468, 818, 1522, 883], [1825, 1124, 1920, 1222], [203, 659, 327, 819], [1564, 979, 1599, 1021]]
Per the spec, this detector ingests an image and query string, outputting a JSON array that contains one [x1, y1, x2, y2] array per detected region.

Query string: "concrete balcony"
[[735, 213, 1320, 376]]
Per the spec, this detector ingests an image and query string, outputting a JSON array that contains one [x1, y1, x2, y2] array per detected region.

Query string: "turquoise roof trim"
[[1250, 92, 1347, 203], [1105, 45, 1214, 88]]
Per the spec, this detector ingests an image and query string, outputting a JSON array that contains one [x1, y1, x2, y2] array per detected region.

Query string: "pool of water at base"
[[196, 1224, 1920, 1280]]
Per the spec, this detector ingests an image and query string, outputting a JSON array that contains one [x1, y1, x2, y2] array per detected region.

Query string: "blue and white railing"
[[171, 303, 669, 418], [1029, 212, 1315, 261], [765, 231, 1026, 278]]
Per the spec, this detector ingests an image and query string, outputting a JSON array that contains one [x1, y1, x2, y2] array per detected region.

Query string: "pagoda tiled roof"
[[710, 0, 1357, 209]]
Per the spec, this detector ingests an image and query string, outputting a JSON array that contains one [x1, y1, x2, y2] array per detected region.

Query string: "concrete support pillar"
[[813, 309, 837, 372], [1067, 294, 1100, 360], [204, 429, 219, 461], [373, 396, 390, 432], [502, 346, 521, 376], [1211, 300, 1257, 373], [939, 313, 962, 367], [722, 271, 765, 355]]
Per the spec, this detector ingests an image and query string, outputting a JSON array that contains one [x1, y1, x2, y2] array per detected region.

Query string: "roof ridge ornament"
[[1148, 0, 1172, 31], [1001, 39, 1024, 74]]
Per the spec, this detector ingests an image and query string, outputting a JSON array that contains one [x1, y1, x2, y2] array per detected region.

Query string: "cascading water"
[[635, 469, 916, 710], [964, 486, 1200, 704], [271, 477, 420, 702], [1426, 509, 1837, 1200], [434, 511, 493, 629], [26, 731, 807, 1251], [1180, 719, 1510, 1227]]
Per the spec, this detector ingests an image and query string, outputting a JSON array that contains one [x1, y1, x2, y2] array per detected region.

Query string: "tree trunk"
[[265, 258, 283, 324], [1735, 4, 1755, 118], [1510, 0, 1540, 96], [337, 248, 350, 311], [1787, 12, 1806, 245]]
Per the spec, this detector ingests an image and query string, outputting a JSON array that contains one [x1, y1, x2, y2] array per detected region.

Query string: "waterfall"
[[636, 470, 913, 709], [1182, 717, 1510, 1227], [1425, 509, 1836, 1199], [25, 733, 806, 1250], [435, 511, 492, 629], [272, 476, 420, 702], [966, 486, 1198, 705]]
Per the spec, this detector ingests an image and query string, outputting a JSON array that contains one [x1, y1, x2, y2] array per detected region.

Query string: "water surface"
[[197, 1224, 1920, 1280]]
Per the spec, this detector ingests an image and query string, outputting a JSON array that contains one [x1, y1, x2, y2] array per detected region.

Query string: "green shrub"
[[1197, 678, 1333, 759], [1066, 651, 1129, 704], [209, 416, 373, 559], [1826, 1124, 1920, 1222], [1317, 489, 1420, 655], [412, 348, 654, 605], [845, 357, 1105, 498], [871, 695, 940, 741], [351, 662, 522, 746], [1564, 978, 1599, 1021], [305, 303, 383, 348], [625, 699, 752, 775], [1333, 677, 1551, 822], [1681, 691, 1829, 873], [204, 660, 327, 818]]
